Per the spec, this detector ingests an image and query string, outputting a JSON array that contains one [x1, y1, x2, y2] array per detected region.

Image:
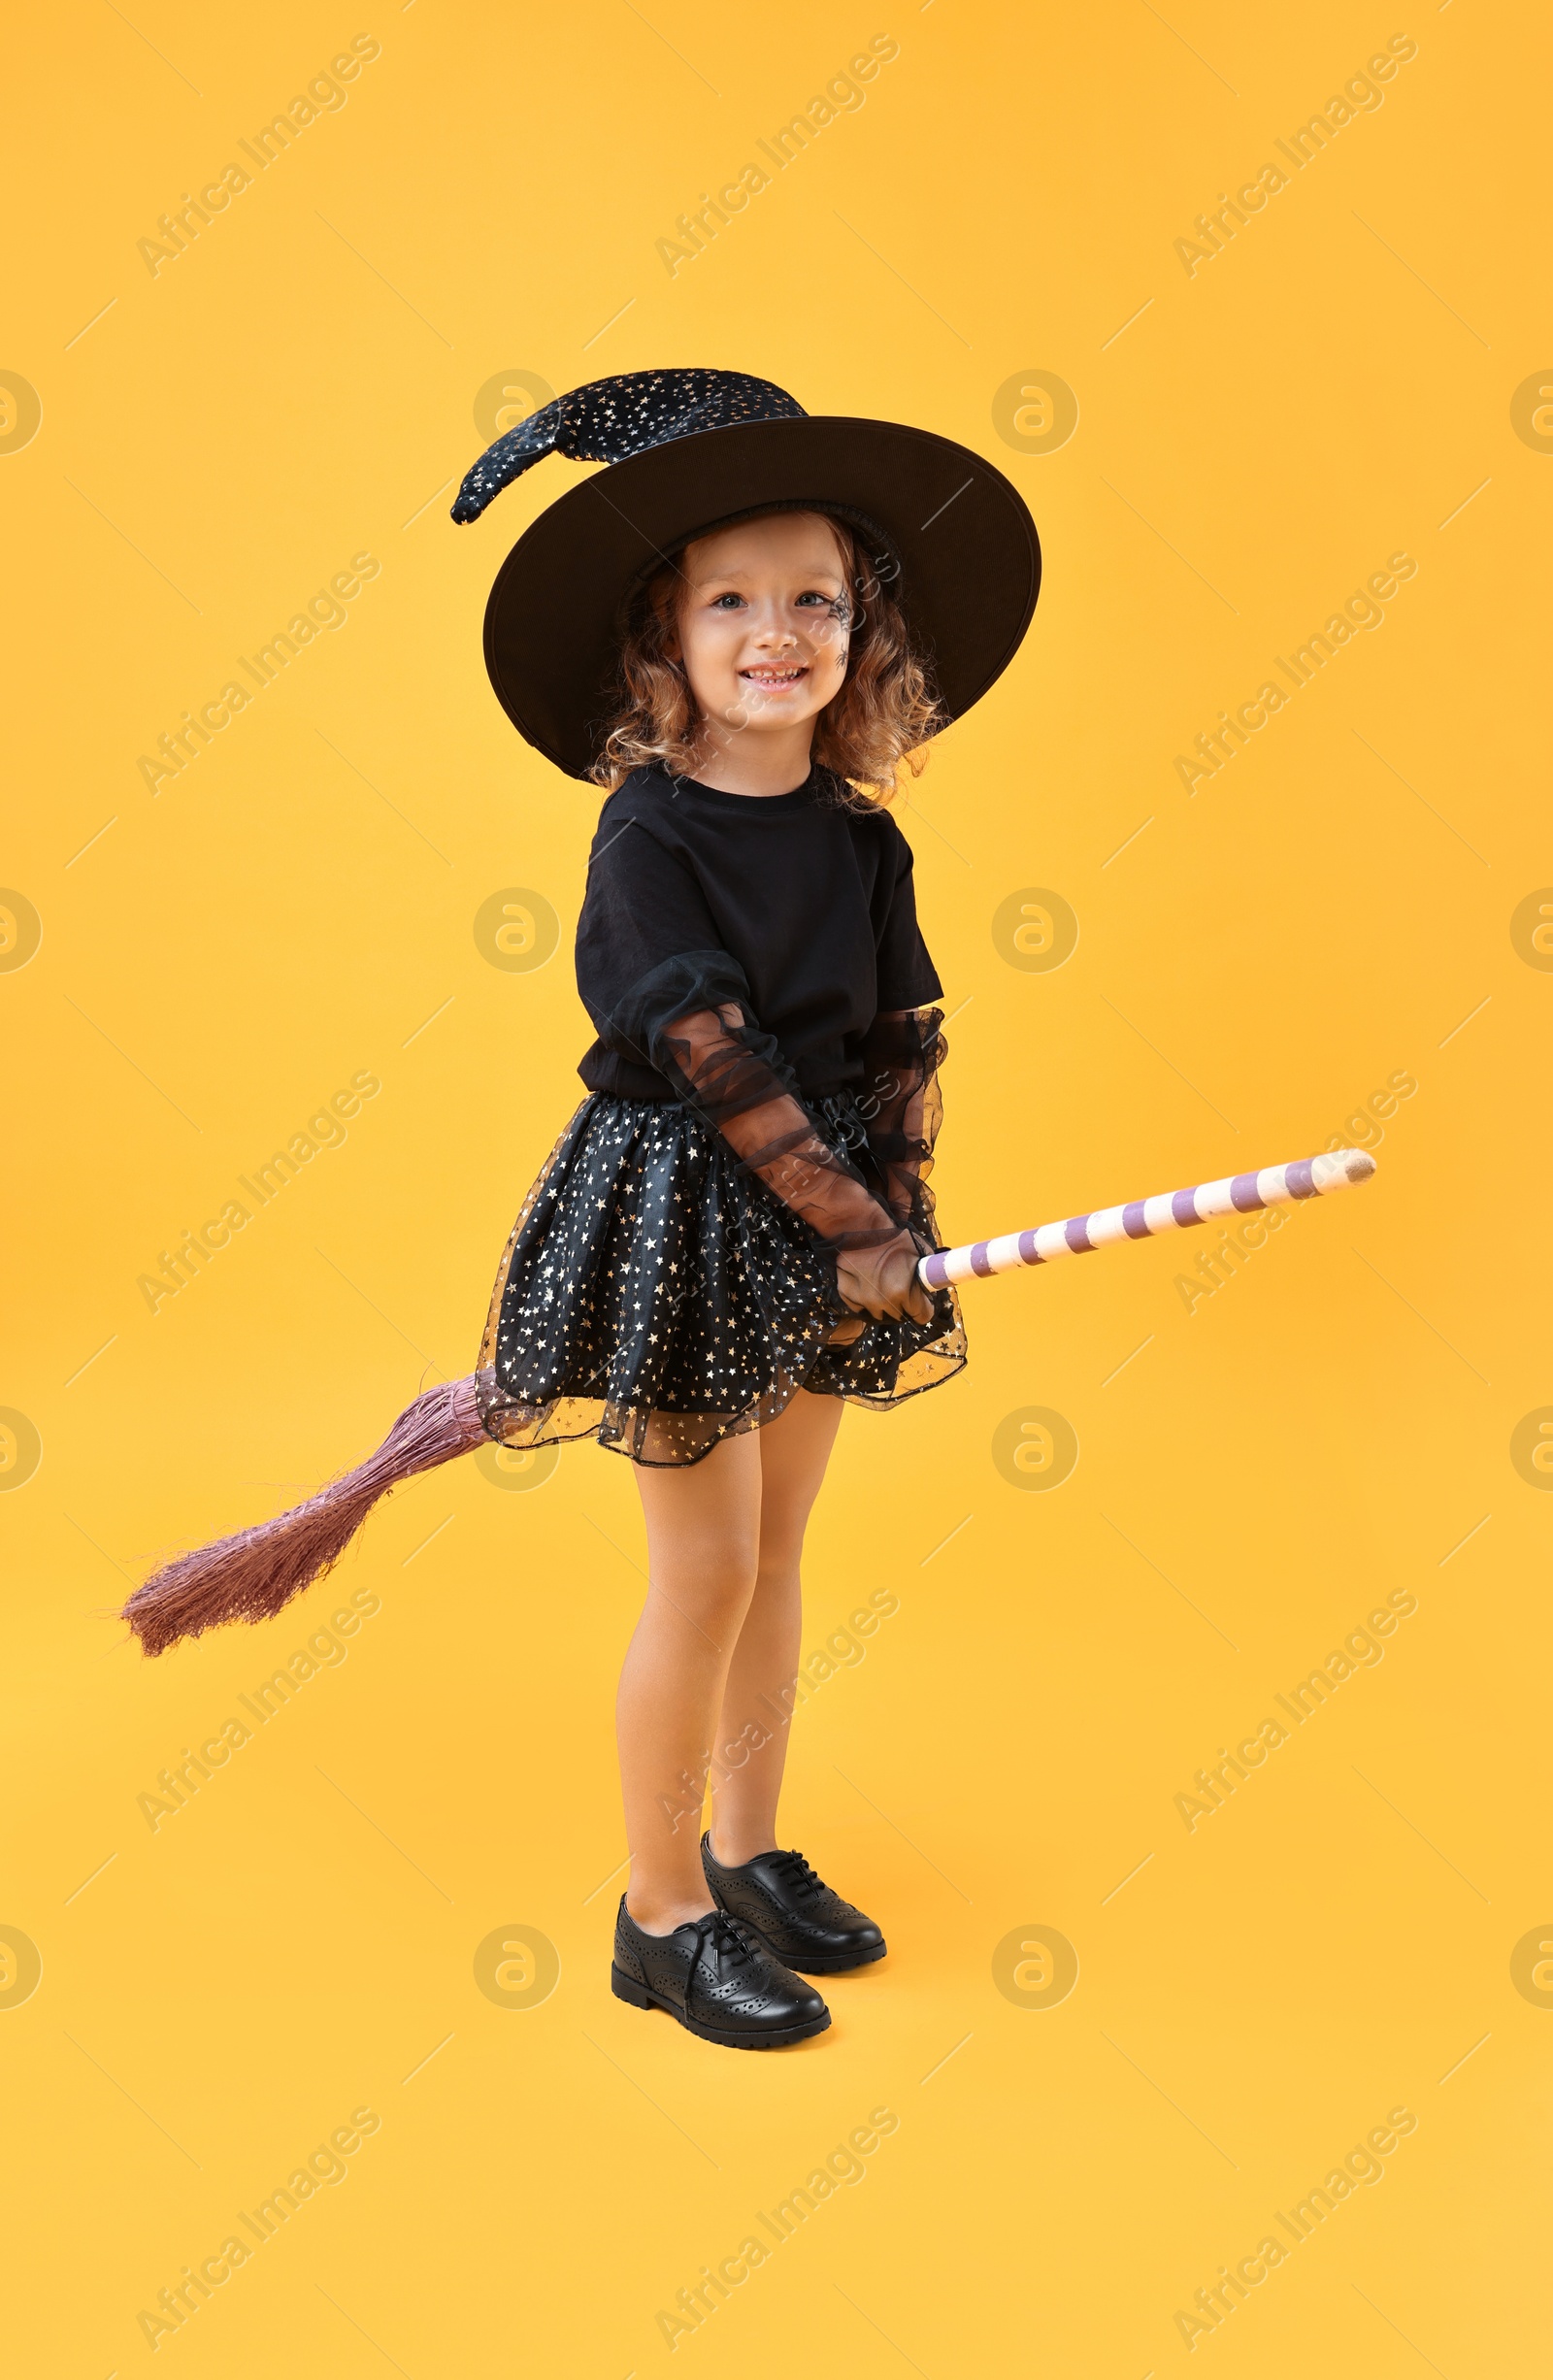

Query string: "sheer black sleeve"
[[606, 951, 906, 1253], [856, 1006, 948, 1228]]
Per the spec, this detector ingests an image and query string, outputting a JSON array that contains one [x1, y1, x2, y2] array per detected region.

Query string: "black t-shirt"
[[574, 764, 942, 1102]]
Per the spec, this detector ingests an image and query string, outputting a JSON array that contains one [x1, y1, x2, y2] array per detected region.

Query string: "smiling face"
[[595, 502, 941, 798], [670, 510, 852, 745]]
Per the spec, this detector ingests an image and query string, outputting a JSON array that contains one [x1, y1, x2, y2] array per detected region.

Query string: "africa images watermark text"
[[1173, 1068, 1417, 1315], [137, 1592, 381, 1833], [136, 36, 383, 277], [137, 552, 380, 794], [138, 1071, 380, 1313], [1173, 1588, 1418, 1834], [655, 2106, 900, 2349], [1173, 2104, 1418, 2351], [1174, 552, 1418, 795], [136, 2105, 382, 2351], [655, 36, 900, 275], [1173, 34, 1419, 280]]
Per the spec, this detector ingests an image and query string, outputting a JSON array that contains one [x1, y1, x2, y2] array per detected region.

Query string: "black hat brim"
[[479, 414, 1040, 780]]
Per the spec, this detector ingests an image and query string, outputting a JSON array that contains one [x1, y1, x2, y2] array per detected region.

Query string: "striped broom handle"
[[916, 1147, 1377, 1290]]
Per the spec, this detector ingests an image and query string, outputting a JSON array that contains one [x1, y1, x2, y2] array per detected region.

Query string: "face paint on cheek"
[[820, 594, 853, 674]]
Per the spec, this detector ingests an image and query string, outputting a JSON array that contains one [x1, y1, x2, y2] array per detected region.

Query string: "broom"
[[118, 1146, 1374, 1656], [120, 1377, 486, 1656]]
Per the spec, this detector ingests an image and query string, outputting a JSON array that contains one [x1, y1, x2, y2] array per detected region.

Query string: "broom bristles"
[[120, 1375, 488, 1657]]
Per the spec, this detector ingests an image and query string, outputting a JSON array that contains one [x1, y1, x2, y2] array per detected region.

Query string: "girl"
[[124, 369, 1040, 2053]]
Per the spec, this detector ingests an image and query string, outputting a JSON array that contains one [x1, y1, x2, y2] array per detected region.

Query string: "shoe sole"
[[611, 1964, 831, 2049], [784, 1938, 888, 1974]]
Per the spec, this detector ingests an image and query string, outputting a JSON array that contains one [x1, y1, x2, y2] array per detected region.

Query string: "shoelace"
[[769, 1851, 829, 1903], [687, 1909, 766, 1995]]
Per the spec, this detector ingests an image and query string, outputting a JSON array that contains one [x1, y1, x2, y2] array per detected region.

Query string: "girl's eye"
[[795, 590, 831, 607], [710, 592, 744, 610]]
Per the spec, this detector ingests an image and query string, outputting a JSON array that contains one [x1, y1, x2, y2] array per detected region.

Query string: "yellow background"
[[4, 1, 1549, 2371]]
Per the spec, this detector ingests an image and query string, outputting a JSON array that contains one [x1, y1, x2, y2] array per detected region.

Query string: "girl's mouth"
[[739, 665, 808, 687]]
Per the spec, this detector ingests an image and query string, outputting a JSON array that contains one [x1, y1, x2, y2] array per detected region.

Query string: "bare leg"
[[619, 1429, 763, 1933], [709, 1390, 844, 1866]]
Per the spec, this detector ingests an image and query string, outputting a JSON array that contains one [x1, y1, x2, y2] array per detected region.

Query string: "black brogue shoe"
[[611, 1898, 831, 2049], [701, 1836, 887, 1973]]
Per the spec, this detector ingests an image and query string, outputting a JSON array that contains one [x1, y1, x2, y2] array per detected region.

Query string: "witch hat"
[[450, 367, 1041, 778]]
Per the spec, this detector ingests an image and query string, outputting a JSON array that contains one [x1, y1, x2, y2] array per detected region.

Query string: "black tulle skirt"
[[477, 1090, 966, 1466]]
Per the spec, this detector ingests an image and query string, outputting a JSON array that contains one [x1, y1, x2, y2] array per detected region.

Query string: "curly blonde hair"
[[590, 508, 942, 805]]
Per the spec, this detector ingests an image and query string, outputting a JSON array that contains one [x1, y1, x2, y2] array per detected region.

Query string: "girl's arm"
[[660, 1004, 932, 1326], [605, 950, 932, 1322]]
